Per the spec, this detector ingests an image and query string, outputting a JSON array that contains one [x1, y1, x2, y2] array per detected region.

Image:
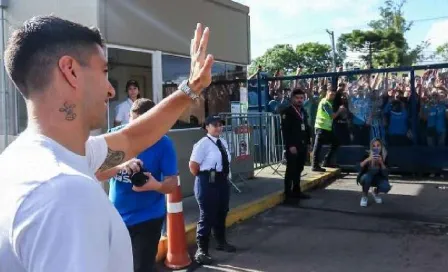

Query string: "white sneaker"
[[360, 196, 368, 207], [371, 192, 383, 204]]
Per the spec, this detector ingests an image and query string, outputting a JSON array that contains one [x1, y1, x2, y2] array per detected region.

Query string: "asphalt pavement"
[[164, 174, 448, 272]]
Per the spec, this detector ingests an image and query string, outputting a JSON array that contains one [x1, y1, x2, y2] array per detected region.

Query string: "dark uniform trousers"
[[285, 148, 307, 198], [194, 171, 230, 248]]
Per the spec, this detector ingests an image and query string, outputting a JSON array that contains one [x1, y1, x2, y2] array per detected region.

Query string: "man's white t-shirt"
[[0, 130, 133, 272], [115, 98, 133, 125]]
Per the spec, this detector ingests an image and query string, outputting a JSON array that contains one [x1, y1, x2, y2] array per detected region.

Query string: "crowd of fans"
[[266, 66, 448, 148]]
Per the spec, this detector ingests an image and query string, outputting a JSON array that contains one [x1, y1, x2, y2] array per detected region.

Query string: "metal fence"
[[218, 112, 285, 190]]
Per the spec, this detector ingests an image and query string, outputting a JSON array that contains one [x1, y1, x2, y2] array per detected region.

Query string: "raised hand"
[[188, 23, 214, 94]]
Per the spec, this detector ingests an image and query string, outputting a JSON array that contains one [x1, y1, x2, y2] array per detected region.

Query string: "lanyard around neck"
[[293, 106, 303, 119]]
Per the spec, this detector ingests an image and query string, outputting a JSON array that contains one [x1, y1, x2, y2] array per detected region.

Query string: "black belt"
[[198, 170, 228, 176]]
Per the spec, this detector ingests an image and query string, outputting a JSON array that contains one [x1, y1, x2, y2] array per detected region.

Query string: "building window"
[[162, 55, 190, 85], [226, 64, 246, 80], [162, 54, 247, 129]]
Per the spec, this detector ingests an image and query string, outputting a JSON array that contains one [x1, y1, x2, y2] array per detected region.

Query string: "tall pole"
[[326, 29, 337, 72]]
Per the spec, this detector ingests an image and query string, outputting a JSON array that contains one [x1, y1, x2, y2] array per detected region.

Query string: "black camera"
[[130, 168, 148, 187]]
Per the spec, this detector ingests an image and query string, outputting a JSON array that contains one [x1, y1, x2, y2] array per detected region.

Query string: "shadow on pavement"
[[301, 174, 448, 225]]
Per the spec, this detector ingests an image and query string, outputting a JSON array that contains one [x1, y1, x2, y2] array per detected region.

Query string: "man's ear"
[[58, 56, 80, 89]]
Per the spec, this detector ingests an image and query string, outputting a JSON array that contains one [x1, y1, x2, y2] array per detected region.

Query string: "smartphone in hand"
[[372, 147, 380, 161]]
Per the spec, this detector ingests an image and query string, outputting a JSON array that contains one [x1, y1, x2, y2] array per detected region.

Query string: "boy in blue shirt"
[[97, 98, 178, 272], [423, 92, 447, 147], [384, 99, 411, 146]]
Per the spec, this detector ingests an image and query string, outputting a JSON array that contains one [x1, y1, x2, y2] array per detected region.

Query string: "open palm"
[[189, 23, 214, 94]]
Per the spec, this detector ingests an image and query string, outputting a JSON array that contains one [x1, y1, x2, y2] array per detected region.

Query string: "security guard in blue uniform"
[[189, 115, 236, 265], [281, 88, 311, 205]]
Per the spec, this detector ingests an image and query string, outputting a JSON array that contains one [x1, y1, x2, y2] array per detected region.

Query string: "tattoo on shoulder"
[[59, 102, 77, 121], [98, 148, 125, 171]]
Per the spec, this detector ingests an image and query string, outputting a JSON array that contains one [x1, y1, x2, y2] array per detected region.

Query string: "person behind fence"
[[303, 89, 319, 145], [96, 98, 178, 272], [280, 88, 311, 205], [189, 115, 236, 265], [424, 91, 447, 147], [384, 98, 411, 146], [311, 88, 346, 172], [357, 138, 392, 207]]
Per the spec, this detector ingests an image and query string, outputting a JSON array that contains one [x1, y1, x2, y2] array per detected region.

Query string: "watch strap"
[[180, 80, 199, 100]]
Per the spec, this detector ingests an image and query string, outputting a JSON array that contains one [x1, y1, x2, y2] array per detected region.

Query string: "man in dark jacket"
[[281, 88, 312, 205]]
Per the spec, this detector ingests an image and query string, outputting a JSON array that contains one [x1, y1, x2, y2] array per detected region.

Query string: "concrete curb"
[[156, 167, 340, 262]]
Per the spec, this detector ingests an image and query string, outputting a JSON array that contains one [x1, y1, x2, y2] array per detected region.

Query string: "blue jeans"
[[360, 169, 391, 194]]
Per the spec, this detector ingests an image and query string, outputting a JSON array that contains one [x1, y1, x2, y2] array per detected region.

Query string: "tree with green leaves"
[[338, 29, 406, 68], [249, 42, 341, 75], [248, 44, 299, 75], [295, 42, 343, 74], [337, 0, 428, 68], [434, 43, 448, 61]]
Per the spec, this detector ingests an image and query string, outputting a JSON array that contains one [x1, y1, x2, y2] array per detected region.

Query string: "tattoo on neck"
[[59, 102, 77, 121], [98, 148, 125, 171]]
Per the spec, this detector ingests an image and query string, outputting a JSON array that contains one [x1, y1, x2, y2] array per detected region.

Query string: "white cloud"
[[425, 19, 448, 49], [331, 0, 380, 33], [236, 0, 374, 17]]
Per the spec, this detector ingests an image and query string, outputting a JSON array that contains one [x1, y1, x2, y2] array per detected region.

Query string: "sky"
[[233, 0, 448, 63]]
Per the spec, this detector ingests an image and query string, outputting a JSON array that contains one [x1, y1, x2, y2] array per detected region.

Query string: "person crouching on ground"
[[357, 138, 392, 207]]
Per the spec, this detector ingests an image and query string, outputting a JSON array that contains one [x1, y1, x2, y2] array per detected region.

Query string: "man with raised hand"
[[0, 15, 213, 272]]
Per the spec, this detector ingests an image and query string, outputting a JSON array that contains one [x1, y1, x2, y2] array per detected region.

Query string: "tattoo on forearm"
[[59, 102, 77, 121], [98, 148, 125, 171]]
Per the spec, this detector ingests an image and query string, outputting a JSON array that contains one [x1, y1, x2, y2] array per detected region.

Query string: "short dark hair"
[[125, 80, 140, 91], [131, 98, 155, 116], [4, 15, 104, 98], [291, 88, 305, 97]]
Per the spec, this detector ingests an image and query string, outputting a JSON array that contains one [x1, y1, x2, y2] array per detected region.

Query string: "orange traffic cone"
[[164, 176, 191, 269]]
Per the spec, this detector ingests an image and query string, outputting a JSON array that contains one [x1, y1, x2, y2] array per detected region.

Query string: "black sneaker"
[[312, 166, 326, 172], [194, 249, 213, 265], [282, 197, 299, 206], [292, 191, 310, 199], [298, 193, 311, 199], [216, 242, 236, 252]]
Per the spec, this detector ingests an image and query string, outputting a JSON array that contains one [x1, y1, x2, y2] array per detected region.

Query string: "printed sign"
[[234, 125, 251, 160]]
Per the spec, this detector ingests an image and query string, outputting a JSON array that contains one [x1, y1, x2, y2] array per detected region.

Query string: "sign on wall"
[[229, 101, 250, 161], [234, 125, 251, 160]]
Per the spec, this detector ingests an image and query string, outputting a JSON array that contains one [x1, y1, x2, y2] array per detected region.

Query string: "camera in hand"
[[130, 168, 148, 187]]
